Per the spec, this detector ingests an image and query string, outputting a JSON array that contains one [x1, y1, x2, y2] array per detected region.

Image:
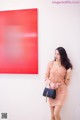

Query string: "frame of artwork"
[[0, 8, 38, 74]]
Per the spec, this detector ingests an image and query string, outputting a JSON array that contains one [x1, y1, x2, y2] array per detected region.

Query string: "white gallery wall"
[[0, 0, 80, 120]]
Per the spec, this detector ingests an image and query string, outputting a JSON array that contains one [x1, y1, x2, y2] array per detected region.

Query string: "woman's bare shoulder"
[[67, 68, 72, 72]]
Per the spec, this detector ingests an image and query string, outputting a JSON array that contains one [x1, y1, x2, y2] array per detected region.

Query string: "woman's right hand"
[[50, 82, 59, 89], [45, 79, 51, 85], [49, 83, 55, 89]]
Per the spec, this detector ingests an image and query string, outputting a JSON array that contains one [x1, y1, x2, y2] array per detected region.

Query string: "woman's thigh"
[[54, 105, 62, 115], [49, 106, 55, 115]]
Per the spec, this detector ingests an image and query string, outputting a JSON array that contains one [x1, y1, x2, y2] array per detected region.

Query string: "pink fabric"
[[45, 61, 67, 106]]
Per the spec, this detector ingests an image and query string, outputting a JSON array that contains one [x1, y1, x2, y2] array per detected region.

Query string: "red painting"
[[0, 8, 38, 74]]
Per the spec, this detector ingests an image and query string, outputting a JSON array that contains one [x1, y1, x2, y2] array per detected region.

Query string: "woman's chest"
[[50, 64, 66, 77]]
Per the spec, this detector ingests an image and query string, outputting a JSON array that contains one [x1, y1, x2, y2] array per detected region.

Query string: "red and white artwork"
[[0, 8, 38, 74]]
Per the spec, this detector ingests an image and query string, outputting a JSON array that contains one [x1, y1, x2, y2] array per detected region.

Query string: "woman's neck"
[[56, 60, 61, 67]]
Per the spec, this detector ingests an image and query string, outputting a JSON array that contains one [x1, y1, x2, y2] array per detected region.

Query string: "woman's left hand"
[[54, 83, 59, 89]]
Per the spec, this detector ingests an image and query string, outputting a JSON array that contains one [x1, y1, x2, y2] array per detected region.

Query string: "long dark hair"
[[55, 47, 73, 70]]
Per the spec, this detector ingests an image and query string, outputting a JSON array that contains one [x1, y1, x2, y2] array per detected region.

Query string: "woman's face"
[[54, 50, 61, 61]]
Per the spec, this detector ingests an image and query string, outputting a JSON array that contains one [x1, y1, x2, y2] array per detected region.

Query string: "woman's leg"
[[49, 106, 55, 120], [54, 105, 62, 120]]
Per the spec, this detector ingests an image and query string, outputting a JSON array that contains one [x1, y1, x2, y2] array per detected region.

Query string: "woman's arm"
[[64, 68, 72, 86], [45, 61, 53, 85]]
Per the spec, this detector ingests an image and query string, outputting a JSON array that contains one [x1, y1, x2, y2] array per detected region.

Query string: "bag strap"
[[45, 83, 51, 102], [46, 91, 48, 102]]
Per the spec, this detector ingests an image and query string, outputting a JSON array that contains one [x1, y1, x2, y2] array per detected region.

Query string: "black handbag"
[[43, 87, 56, 99]]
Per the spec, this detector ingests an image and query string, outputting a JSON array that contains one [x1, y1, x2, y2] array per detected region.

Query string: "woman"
[[45, 47, 73, 120]]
